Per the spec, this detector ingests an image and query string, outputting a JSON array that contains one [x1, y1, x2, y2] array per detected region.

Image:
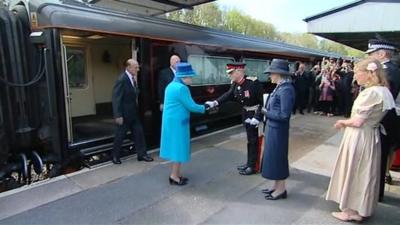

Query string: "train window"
[[66, 47, 87, 89], [188, 55, 234, 85], [288, 62, 296, 73], [244, 58, 270, 82]]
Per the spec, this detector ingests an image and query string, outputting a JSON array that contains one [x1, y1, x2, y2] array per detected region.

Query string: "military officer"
[[206, 62, 264, 175], [367, 38, 400, 201]]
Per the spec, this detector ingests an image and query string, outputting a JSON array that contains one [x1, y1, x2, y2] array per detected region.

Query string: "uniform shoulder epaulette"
[[246, 76, 258, 81]]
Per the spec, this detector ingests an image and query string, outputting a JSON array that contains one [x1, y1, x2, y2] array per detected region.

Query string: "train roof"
[[31, 0, 343, 60]]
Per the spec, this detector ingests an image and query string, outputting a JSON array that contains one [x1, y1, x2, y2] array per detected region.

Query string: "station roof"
[[304, 0, 400, 51], [71, 0, 216, 16], [33, 1, 342, 60]]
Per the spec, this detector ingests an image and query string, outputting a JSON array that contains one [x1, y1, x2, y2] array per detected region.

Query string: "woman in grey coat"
[[261, 59, 296, 200]]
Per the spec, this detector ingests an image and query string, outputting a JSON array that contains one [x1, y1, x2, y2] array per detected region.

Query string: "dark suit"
[[292, 71, 311, 113], [379, 60, 400, 201], [112, 72, 147, 159], [158, 67, 175, 104]]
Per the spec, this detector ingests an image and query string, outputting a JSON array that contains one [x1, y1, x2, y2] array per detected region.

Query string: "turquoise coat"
[[160, 79, 205, 163]]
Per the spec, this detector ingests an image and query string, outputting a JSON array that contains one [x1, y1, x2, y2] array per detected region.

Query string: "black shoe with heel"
[[169, 177, 187, 186], [261, 188, 275, 195], [265, 190, 287, 200]]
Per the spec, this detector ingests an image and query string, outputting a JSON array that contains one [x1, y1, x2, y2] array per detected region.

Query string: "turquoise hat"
[[175, 62, 196, 78]]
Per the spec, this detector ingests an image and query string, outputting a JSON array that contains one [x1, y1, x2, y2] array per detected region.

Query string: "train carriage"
[[0, 0, 342, 187]]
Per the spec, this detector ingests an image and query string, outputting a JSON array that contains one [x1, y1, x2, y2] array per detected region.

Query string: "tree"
[[166, 3, 364, 58], [166, 3, 223, 29], [278, 33, 318, 49]]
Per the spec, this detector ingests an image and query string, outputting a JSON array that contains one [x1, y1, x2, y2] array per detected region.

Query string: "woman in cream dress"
[[326, 58, 396, 222]]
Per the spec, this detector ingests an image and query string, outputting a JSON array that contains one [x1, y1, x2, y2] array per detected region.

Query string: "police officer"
[[206, 62, 264, 175], [367, 38, 400, 201]]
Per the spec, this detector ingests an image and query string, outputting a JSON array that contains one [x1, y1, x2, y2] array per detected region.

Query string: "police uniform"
[[215, 63, 264, 175], [367, 38, 400, 201]]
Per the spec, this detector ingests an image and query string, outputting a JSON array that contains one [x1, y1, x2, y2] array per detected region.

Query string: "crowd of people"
[[110, 37, 400, 223], [292, 58, 357, 118]]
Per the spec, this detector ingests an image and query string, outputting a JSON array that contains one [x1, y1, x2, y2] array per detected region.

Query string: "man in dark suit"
[[111, 59, 153, 164], [292, 63, 311, 114], [367, 38, 400, 201], [158, 55, 180, 111]]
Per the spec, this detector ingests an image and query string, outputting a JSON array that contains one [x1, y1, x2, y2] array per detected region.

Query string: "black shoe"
[[239, 167, 256, 175], [180, 176, 189, 182], [261, 188, 275, 195], [138, 155, 154, 162], [112, 157, 121, 164], [385, 175, 393, 185], [237, 164, 248, 171], [300, 111, 304, 115], [265, 190, 287, 200], [169, 177, 187, 186]]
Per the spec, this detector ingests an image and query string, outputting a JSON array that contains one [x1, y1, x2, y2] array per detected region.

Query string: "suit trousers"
[[112, 119, 146, 159], [245, 123, 259, 169]]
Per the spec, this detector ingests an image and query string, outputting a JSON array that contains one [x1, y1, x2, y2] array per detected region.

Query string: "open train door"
[[61, 44, 74, 144]]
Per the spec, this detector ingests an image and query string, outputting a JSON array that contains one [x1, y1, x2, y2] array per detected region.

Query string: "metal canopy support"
[[304, 0, 400, 51]]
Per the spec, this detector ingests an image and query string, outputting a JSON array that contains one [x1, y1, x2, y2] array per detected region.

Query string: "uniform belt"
[[243, 105, 259, 111]]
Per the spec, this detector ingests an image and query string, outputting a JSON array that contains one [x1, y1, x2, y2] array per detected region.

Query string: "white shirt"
[[170, 66, 176, 75], [125, 70, 136, 88]]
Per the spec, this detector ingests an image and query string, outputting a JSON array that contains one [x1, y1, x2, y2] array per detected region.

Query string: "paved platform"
[[0, 114, 399, 225]]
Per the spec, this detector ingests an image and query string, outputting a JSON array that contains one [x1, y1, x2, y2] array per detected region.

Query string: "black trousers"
[[112, 119, 147, 159], [379, 133, 390, 201], [343, 94, 353, 117], [244, 123, 259, 169], [379, 110, 399, 201]]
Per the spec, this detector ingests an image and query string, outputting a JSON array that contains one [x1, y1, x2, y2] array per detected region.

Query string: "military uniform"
[[214, 63, 264, 175]]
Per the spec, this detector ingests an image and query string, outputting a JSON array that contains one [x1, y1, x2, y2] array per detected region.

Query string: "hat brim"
[[175, 71, 196, 77], [226, 69, 235, 74], [263, 69, 292, 76], [365, 48, 378, 54]]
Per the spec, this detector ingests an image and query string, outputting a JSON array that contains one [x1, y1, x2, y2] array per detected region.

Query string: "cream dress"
[[326, 86, 395, 217]]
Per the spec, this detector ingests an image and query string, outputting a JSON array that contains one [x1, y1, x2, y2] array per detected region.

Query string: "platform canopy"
[[75, 0, 215, 16], [304, 0, 400, 51]]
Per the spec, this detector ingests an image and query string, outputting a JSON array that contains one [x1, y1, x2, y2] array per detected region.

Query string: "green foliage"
[[166, 2, 363, 58]]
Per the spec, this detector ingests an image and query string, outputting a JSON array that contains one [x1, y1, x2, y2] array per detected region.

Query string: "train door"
[[61, 43, 96, 144], [61, 34, 133, 145]]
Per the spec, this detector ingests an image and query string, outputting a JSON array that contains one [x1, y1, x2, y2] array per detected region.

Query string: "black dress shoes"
[[261, 188, 275, 195], [169, 177, 187, 186], [265, 190, 287, 200], [239, 167, 256, 175], [237, 164, 248, 171], [112, 157, 122, 164], [138, 155, 154, 162]]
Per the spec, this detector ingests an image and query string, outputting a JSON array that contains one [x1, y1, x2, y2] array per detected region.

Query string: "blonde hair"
[[354, 58, 388, 88]]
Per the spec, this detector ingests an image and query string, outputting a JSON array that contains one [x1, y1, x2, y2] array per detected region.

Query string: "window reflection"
[[67, 47, 87, 89], [188, 55, 234, 85]]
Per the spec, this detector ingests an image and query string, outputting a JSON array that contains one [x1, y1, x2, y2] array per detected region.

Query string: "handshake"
[[204, 100, 219, 114]]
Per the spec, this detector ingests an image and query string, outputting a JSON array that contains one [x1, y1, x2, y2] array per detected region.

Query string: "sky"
[[217, 0, 356, 33]]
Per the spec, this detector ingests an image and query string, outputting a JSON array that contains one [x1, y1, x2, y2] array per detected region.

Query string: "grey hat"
[[264, 59, 291, 76]]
